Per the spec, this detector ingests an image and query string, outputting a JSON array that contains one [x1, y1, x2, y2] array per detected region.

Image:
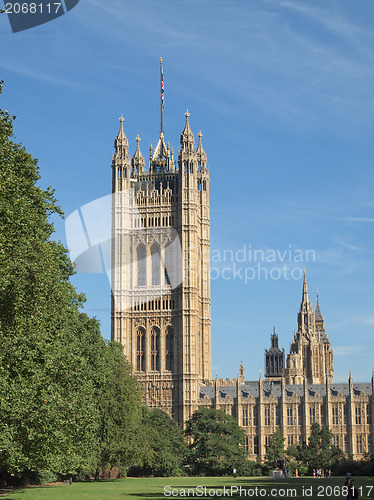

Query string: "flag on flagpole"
[[161, 64, 165, 109]]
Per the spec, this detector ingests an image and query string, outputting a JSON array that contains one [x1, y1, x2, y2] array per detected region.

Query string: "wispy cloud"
[[360, 316, 374, 327], [63, 0, 374, 132], [334, 217, 374, 223], [0, 59, 103, 91], [273, 1, 366, 40], [334, 345, 363, 356]]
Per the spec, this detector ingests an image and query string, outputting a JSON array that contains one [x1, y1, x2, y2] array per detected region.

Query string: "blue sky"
[[1, 0, 374, 383]]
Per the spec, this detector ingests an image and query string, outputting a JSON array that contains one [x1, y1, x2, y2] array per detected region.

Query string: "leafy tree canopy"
[[286, 422, 344, 474], [265, 428, 285, 466], [0, 81, 144, 485], [129, 407, 187, 477], [185, 407, 248, 476]]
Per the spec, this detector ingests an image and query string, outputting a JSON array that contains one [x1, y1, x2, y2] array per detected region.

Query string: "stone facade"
[[284, 272, 334, 385], [111, 113, 211, 425], [111, 109, 373, 461], [198, 273, 373, 461], [200, 374, 374, 462], [265, 329, 285, 381]]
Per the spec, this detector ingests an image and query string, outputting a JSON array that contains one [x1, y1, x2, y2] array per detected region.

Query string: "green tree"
[[94, 342, 145, 476], [265, 428, 285, 466], [290, 423, 338, 473], [130, 407, 187, 477], [0, 81, 143, 484], [185, 408, 248, 476], [0, 82, 104, 481]]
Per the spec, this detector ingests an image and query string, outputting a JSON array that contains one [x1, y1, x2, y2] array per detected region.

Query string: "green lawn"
[[5, 476, 374, 500]]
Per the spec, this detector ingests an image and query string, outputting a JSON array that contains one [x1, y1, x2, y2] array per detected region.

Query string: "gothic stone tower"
[[265, 328, 285, 381], [285, 271, 333, 384], [111, 110, 211, 425]]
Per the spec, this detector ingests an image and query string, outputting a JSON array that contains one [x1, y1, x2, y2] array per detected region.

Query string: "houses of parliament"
[[110, 66, 373, 463]]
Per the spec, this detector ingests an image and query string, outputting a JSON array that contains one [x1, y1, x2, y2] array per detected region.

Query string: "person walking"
[[345, 476, 359, 500]]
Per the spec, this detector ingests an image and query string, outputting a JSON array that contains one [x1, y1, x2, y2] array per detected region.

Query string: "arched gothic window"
[[151, 244, 160, 286], [136, 328, 145, 371], [137, 245, 147, 286], [165, 326, 174, 371], [164, 244, 174, 286], [151, 327, 160, 371]]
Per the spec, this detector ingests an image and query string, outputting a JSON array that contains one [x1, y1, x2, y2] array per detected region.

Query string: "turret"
[[114, 114, 129, 157], [178, 111, 198, 189], [297, 270, 315, 337], [149, 132, 174, 173], [112, 115, 131, 191], [314, 290, 325, 331], [180, 110, 195, 152], [196, 131, 207, 170], [239, 360, 245, 384], [132, 135, 145, 176], [265, 328, 285, 381]]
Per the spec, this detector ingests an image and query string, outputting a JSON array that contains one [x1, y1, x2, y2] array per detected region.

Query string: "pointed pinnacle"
[[302, 269, 310, 303]]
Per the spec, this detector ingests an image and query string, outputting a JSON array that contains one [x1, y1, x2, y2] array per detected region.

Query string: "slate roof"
[[199, 381, 372, 400]]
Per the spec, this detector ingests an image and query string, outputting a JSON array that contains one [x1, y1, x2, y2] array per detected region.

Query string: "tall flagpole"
[[160, 57, 164, 135]]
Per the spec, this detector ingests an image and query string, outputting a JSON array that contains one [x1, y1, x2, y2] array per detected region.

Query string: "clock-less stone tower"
[[111, 86, 211, 424], [285, 271, 334, 385]]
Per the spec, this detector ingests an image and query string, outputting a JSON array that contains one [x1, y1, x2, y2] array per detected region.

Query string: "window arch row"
[[135, 325, 175, 373], [135, 242, 175, 287]]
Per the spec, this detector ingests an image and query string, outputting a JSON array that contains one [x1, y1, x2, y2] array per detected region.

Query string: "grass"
[[5, 476, 374, 500]]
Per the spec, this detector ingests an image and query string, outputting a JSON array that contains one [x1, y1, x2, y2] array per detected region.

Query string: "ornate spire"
[[314, 289, 324, 322], [270, 327, 279, 349], [301, 269, 310, 305], [196, 130, 207, 172], [196, 131, 206, 155], [150, 131, 173, 173], [180, 109, 195, 146], [114, 114, 129, 154], [112, 114, 131, 182], [237, 360, 245, 384], [297, 269, 315, 337], [132, 135, 145, 175]]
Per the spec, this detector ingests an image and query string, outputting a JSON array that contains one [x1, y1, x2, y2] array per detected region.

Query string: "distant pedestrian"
[[345, 476, 359, 499], [295, 469, 299, 478], [328, 469, 332, 478], [313, 469, 316, 478], [233, 467, 237, 479]]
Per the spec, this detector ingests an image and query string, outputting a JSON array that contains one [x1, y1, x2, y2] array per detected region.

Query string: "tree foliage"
[[265, 428, 285, 466], [0, 82, 145, 485], [185, 408, 248, 476], [286, 423, 344, 473], [129, 407, 187, 477], [94, 342, 145, 475]]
